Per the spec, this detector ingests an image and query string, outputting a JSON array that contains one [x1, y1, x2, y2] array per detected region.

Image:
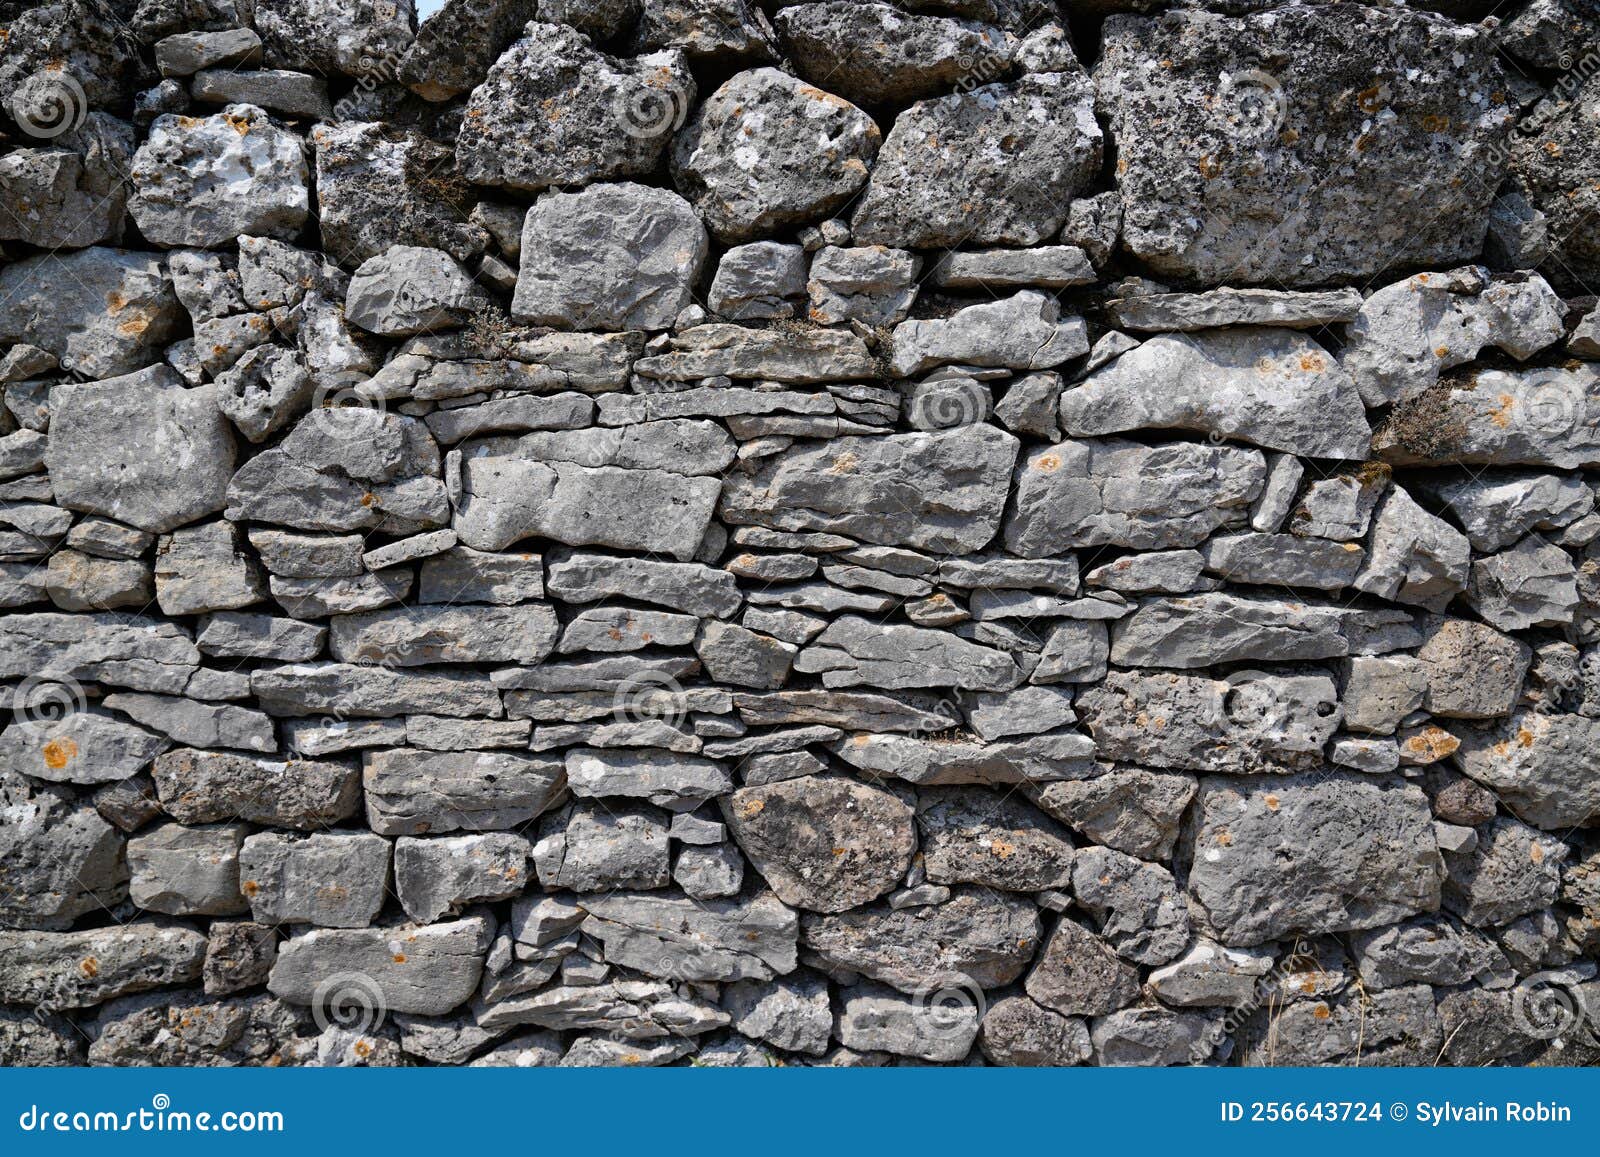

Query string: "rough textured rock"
[[3, 0, 1595, 1071], [671, 68, 880, 243], [1098, 6, 1511, 285]]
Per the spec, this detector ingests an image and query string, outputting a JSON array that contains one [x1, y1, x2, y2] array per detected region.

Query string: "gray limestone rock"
[[127, 821, 249, 916], [1024, 916, 1140, 1018], [917, 787, 1074, 892], [0, 113, 134, 250], [364, 749, 565, 836], [0, 923, 206, 1008], [795, 615, 1022, 691], [1454, 711, 1600, 832], [1071, 846, 1189, 966], [1188, 775, 1444, 947], [329, 603, 559, 666], [721, 425, 1018, 553], [238, 831, 391, 928], [269, 917, 492, 1017], [803, 887, 1041, 993], [395, 834, 532, 923], [0, 771, 129, 929], [1107, 287, 1363, 332], [1351, 485, 1471, 611], [1415, 618, 1531, 720], [807, 246, 920, 328], [722, 774, 915, 912], [153, 748, 362, 829], [154, 520, 265, 615], [1376, 365, 1600, 470], [1062, 328, 1370, 459], [891, 292, 1088, 377], [346, 246, 490, 336], [47, 366, 236, 534], [1033, 770, 1196, 862], [0, 248, 183, 380], [724, 972, 831, 1056], [708, 242, 807, 321], [580, 890, 798, 981], [0, 612, 200, 695], [1098, 6, 1511, 285], [853, 72, 1100, 249], [456, 23, 694, 192], [1006, 438, 1265, 556], [978, 994, 1091, 1066], [512, 183, 708, 332], [1465, 537, 1579, 631], [1415, 471, 1594, 554], [829, 730, 1095, 786], [533, 800, 671, 891], [835, 980, 978, 1063], [255, 0, 416, 77], [671, 68, 880, 243], [129, 106, 308, 248], [0, 709, 168, 786]]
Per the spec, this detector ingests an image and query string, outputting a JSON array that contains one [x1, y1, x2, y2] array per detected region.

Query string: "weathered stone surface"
[[830, 730, 1095, 786], [396, 833, 531, 923], [329, 603, 559, 666], [346, 246, 490, 336], [722, 775, 915, 912], [512, 183, 708, 332], [580, 891, 798, 981], [1033, 770, 1196, 862], [853, 72, 1100, 248], [238, 831, 390, 928], [0, 924, 205, 1008], [1025, 917, 1140, 1018], [671, 68, 880, 243], [0, 114, 133, 250], [1375, 365, 1600, 469], [0, 248, 183, 380], [0, 771, 129, 929], [0, 612, 200, 694], [255, 0, 415, 77], [803, 888, 1041, 993], [722, 425, 1018, 552], [153, 749, 362, 829], [0, 709, 167, 785], [891, 292, 1088, 377], [1006, 439, 1265, 555], [1098, 6, 1511, 285], [1061, 329, 1370, 459], [364, 749, 566, 836], [795, 615, 1021, 691], [47, 366, 236, 533], [127, 821, 249, 916], [917, 788, 1074, 892], [1454, 712, 1600, 832], [1415, 618, 1531, 720], [835, 980, 977, 1062], [270, 917, 492, 1016], [456, 23, 694, 192], [1188, 775, 1444, 947], [129, 106, 308, 248]]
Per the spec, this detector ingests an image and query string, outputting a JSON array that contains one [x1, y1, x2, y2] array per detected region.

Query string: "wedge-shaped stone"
[[722, 775, 915, 913], [721, 425, 1018, 553], [1110, 593, 1392, 669], [829, 731, 1096, 785], [731, 691, 957, 733], [1351, 485, 1470, 611], [47, 366, 236, 533], [1006, 438, 1265, 556], [803, 888, 1042, 993], [1413, 470, 1593, 554], [269, 917, 492, 1016], [1062, 329, 1370, 459], [1188, 775, 1443, 947], [152, 749, 361, 829], [1107, 287, 1364, 332], [363, 749, 567, 837], [477, 980, 730, 1038], [580, 891, 798, 981]]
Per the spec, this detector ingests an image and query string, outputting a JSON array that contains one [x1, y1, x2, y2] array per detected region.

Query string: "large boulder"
[[1097, 6, 1511, 285]]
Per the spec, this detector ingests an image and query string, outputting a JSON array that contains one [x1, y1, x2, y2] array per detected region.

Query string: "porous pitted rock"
[[455, 23, 695, 192], [1512, 69, 1600, 289], [852, 72, 1101, 249], [254, 0, 417, 77], [269, 917, 493, 1016], [671, 68, 880, 243], [129, 106, 309, 249], [721, 775, 915, 912], [1097, 6, 1512, 285]]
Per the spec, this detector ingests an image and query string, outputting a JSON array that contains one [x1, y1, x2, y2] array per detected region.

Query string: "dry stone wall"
[[1, 0, 1599, 1067]]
